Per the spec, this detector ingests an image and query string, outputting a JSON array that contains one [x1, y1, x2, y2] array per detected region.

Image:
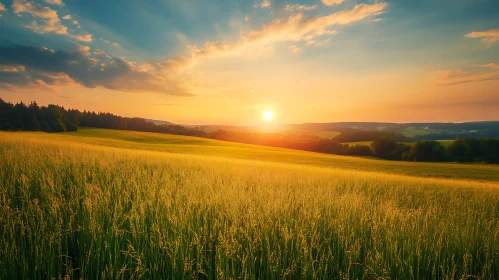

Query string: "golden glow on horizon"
[[263, 110, 274, 122]]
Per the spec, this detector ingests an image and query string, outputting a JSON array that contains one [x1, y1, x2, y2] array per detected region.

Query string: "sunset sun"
[[263, 110, 274, 122]]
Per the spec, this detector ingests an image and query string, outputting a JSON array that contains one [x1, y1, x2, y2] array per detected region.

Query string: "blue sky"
[[0, 0, 498, 124]]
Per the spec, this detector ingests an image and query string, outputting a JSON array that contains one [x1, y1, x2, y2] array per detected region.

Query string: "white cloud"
[[12, 0, 95, 43], [45, 0, 63, 6], [12, 0, 68, 35], [0, 3, 5, 16], [74, 44, 91, 56], [28, 19, 67, 35], [285, 4, 317, 12], [321, 0, 344, 6], [12, 0, 58, 19], [255, 0, 270, 8], [71, 34, 93, 42], [465, 29, 499, 47], [99, 38, 120, 47]]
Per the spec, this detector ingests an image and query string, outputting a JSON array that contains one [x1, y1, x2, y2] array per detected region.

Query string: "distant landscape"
[[2, 99, 498, 163]]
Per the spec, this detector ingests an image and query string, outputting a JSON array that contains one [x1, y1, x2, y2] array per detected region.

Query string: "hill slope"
[[3, 128, 498, 182]]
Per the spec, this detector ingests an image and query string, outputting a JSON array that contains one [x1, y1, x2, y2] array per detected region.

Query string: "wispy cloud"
[[99, 38, 120, 47], [62, 14, 71, 20], [465, 29, 499, 47], [284, 4, 317, 12], [481, 63, 499, 70], [321, 0, 344, 6], [430, 65, 499, 87], [167, 3, 387, 69], [44, 0, 63, 6]]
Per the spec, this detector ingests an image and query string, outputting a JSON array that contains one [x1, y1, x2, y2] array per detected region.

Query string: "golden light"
[[263, 110, 274, 122]]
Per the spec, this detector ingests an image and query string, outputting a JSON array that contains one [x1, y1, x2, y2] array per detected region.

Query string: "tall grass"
[[1, 134, 498, 279]]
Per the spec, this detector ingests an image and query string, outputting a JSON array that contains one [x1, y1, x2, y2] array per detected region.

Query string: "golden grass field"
[[1, 129, 498, 279]]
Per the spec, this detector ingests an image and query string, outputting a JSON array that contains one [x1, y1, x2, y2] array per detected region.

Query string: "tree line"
[[1, 99, 498, 163], [0, 99, 205, 136], [369, 137, 499, 163]]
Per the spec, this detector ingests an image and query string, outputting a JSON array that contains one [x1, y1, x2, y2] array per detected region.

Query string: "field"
[[345, 140, 455, 148], [1, 129, 499, 279], [400, 127, 432, 137]]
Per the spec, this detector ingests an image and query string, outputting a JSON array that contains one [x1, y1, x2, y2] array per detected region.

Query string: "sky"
[[0, 0, 498, 125]]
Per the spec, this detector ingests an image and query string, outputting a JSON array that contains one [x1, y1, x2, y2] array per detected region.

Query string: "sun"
[[263, 110, 274, 122]]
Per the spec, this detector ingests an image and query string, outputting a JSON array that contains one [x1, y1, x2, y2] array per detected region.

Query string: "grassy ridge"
[[1, 134, 499, 279], [7, 129, 499, 182]]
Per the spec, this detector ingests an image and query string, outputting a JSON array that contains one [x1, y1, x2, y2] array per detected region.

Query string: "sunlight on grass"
[[1, 132, 499, 278]]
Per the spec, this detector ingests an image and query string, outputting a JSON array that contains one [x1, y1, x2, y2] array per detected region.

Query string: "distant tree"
[[334, 130, 408, 143], [395, 143, 412, 161], [28, 101, 41, 131], [344, 145, 374, 157], [482, 139, 499, 163], [42, 105, 67, 132], [448, 139, 469, 162], [0, 98, 14, 130], [66, 109, 81, 127], [448, 138, 499, 163], [406, 141, 447, 162], [371, 137, 399, 159], [39, 121, 52, 132]]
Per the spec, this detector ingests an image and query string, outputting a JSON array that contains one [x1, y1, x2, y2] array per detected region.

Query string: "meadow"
[[345, 140, 455, 148], [1, 130, 499, 279]]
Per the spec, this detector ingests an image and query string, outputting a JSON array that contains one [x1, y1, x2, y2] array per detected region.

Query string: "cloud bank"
[[0, 44, 191, 95], [465, 29, 499, 46]]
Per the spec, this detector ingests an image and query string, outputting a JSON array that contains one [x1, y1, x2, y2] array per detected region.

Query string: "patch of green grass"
[[343, 141, 373, 147], [400, 127, 432, 137], [288, 129, 341, 138], [347, 140, 455, 149]]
